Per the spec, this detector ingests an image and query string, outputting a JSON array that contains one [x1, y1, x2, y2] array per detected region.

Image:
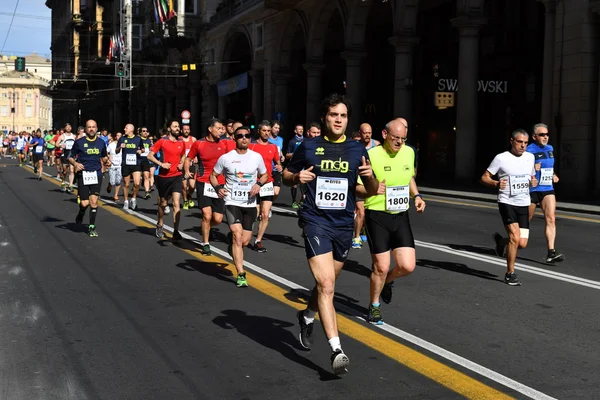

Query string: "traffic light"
[[244, 112, 255, 129], [15, 57, 25, 72], [115, 62, 126, 77]]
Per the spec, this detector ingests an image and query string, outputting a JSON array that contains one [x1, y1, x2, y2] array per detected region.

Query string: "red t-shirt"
[[180, 136, 196, 158], [249, 142, 279, 183], [187, 138, 228, 184], [53, 134, 62, 156], [150, 138, 185, 177]]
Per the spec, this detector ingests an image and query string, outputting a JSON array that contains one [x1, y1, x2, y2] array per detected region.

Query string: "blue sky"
[[0, 0, 51, 57]]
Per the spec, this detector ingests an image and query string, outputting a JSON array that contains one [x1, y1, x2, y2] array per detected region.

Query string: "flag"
[[168, 0, 177, 20], [153, 0, 160, 23]]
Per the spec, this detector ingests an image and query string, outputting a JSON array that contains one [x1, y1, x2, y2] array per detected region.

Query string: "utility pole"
[[118, 0, 133, 124]]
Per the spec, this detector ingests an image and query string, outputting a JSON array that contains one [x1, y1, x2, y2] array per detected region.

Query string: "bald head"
[[382, 118, 408, 152], [125, 124, 135, 136], [359, 123, 373, 143], [398, 118, 408, 131], [85, 119, 98, 136]]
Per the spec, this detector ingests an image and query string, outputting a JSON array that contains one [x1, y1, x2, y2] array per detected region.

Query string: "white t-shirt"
[[487, 151, 536, 206], [213, 149, 267, 208], [107, 141, 122, 168]]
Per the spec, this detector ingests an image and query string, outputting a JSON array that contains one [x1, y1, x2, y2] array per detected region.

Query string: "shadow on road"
[[342, 259, 371, 278], [41, 216, 63, 223], [126, 226, 159, 238], [262, 233, 303, 249], [175, 258, 233, 285], [446, 243, 496, 257], [55, 222, 87, 234], [212, 309, 339, 381], [417, 258, 502, 282]]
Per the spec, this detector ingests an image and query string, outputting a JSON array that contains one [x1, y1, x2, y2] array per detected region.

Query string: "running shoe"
[[144, 192, 151, 200], [201, 243, 212, 256], [380, 281, 394, 304], [106, 184, 112, 194], [155, 225, 165, 239], [254, 240, 267, 253], [130, 198, 137, 210], [236, 272, 248, 288], [172, 230, 182, 241], [292, 202, 299, 209], [367, 304, 384, 325], [123, 200, 129, 210], [352, 238, 362, 249], [37, 176, 42, 181], [546, 250, 565, 264], [164, 205, 170, 215], [331, 349, 349, 375], [183, 201, 189, 210], [504, 272, 522, 286], [297, 310, 314, 350], [493, 232, 507, 258], [188, 200, 195, 208], [88, 225, 98, 237]]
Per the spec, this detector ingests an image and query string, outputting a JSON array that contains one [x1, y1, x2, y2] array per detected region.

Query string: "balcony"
[[209, 0, 263, 27]]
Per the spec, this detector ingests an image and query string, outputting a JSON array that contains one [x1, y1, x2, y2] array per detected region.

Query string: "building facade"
[[0, 71, 52, 133], [0, 53, 53, 82]]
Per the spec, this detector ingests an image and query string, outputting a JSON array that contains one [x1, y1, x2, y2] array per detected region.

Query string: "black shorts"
[[272, 170, 282, 187], [196, 182, 225, 214], [157, 175, 182, 198], [187, 164, 197, 177], [365, 209, 415, 254], [61, 154, 71, 164], [225, 205, 257, 231], [498, 203, 529, 228], [530, 190, 555, 205], [32, 153, 44, 163], [121, 165, 141, 177], [300, 219, 353, 262], [140, 159, 151, 172], [77, 172, 103, 201]]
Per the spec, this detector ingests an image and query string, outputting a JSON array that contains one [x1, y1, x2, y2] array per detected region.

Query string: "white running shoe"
[[164, 205, 171, 215], [123, 200, 129, 210], [130, 198, 137, 210]]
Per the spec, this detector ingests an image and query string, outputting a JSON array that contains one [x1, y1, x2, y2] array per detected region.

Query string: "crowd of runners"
[[10, 93, 565, 375]]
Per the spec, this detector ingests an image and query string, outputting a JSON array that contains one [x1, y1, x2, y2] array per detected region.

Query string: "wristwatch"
[[256, 182, 264, 187]]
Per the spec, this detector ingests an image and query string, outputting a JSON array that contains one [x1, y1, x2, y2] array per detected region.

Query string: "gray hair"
[[257, 120, 271, 131], [511, 128, 528, 139], [532, 123, 548, 134]]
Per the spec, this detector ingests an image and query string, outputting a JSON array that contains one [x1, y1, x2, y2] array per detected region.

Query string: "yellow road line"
[[28, 167, 514, 399]]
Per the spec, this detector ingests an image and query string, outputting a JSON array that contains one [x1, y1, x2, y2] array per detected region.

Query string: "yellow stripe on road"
[[29, 167, 513, 399]]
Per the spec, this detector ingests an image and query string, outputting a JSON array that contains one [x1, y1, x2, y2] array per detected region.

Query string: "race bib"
[[509, 175, 529, 196], [185, 149, 190, 156], [232, 181, 253, 202], [65, 141, 74, 150], [35, 146, 43, 154], [540, 168, 553, 186], [203, 183, 219, 199], [82, 170, 99, 185], [125, 153, 137, 165], [141, 148, 150, 157], [259, 182, 274, 197], [315, 177, 348, 210], [386, 185, 410, 212]]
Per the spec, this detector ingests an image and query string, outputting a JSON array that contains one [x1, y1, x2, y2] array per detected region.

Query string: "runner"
[[184, 119, 227, 255], [106, 132, 123, 202], [249, 121, 282, 252], [180, 124, 197, 210], [117, 123, 143, 210], [306, 122, 321, 139], [285, 124, 305, 209], [481, 128, 538, 286], [268, 120, 285, 200], [283, 93, 378, 374], [139, 127, 153, 199], [44, 130, 56, 166], [69, 119, 110, 237], [210, 125, 268, 288], [527, 123, 564, 264], [56, 124, 77, 192], [29, 130, 45, 181], [357, 118, 425, 325], [15, 131, 27, 166], [148, 120, 186, 241]]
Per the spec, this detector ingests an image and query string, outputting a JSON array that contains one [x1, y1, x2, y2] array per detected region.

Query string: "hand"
[[120, 143, 126, 149], [531, 175, 539, 188], [105, 159, 112, 168], [74, 163, 84, 172], [498, 179, 508, 190], [275, 164, 283, 173], [377, 179, 386, 195], [415, 196, 426, 213], [298, 166, 316, 184], [553, 174, 559, 183], [250, 184, 261, 197], [357, 156, 373, 178], [162, 162, 171, 170], [534, 162, 541, 171], [217, 188, 228, 199], [177, 162, 183, 171], [184, 171, 193, 179]]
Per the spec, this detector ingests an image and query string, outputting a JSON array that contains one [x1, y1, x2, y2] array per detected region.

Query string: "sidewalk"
[[419, 185, 600, 215]]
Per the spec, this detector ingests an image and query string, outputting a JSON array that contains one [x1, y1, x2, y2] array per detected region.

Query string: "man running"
[[481, 129, 538, 286], [107, 132, 123, 202], [56, 124, 77, 192], [180, 124, 197, 210], [139, 127, 153, 199], [44, 130, 56, 166], [286, 124, 305, 209], [69, 119, 110, 237], [148, 120, 186, 241], [15, 131, 27, 166], [249, 121, 282, 252], [30, 130, 45, 181], [283, 93, 378, 374], [210, 125, 268, 288], [117, 123, 143, 210], [268, 120, 285, 200], [357, 118, 425, 325], [527, 123, 564, 264], [184, 119, 227, 255]]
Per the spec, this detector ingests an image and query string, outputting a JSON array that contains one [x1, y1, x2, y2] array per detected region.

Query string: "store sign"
[[437, 79, 508, 94]]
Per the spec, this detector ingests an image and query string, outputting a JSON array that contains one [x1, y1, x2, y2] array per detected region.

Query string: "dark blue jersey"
[[287, 136, 370, 228], [140, 137, 152, 160], [286, 136, 304, 155], [30, 138, 45, 154], [70, 136, 107, 172], [526, 143, 555, 192], [117, 135, 143, 166]]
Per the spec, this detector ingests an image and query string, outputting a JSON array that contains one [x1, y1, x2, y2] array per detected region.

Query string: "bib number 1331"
[[315, 177, 348, 210]]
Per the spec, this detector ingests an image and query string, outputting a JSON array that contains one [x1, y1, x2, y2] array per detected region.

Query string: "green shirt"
[[363, 144, 415, 213], [44, 134, 55, 149]]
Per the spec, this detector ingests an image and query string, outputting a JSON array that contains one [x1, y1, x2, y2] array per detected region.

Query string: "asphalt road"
[[1, 159, 599, 400]]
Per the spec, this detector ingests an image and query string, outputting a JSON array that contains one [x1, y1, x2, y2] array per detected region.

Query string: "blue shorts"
[[301, 220, 353, 262]]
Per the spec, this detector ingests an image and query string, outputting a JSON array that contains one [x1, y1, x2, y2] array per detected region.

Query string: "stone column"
[[341, 49, 367, 132], [273, 72, 292, 124], [451, 16, 486, 181], [249, 69, 264, 120], [540, 0, 556, 125], [388, 36, 419, 120], [303, 63, 325, 125]]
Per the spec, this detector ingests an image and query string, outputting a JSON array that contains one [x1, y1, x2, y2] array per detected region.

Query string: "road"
[[1, 159, 599, 400]]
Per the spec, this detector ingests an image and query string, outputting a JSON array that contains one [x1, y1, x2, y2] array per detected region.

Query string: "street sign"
[[274, 111, 284, 122], [434, 92, 455, 108], [182, 119, 190, 124], [181, 110, 191, 119]]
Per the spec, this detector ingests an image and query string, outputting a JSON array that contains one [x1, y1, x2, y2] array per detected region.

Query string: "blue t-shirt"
[[268, 136, 284, 169], [100, 135, 109, 145], [70, 136, 107, 172], [287, 136, 370, 229], [526, 143, 555, 192], [286, 136, 304, 155], [117, 135, 143, 166], [30, 138, 45, 154]]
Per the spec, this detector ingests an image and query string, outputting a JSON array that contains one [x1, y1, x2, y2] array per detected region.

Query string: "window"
[[1, 93, 7, 98], [185, 0, 197, 15], [132, 24, 143, 51], [80, 0, 88, 10], [25, 106, 33, 118], [133, 0, 143, 16], [26, 93, 32, 98], [255, 23, 263, 50], [1, 106, 7, 117]]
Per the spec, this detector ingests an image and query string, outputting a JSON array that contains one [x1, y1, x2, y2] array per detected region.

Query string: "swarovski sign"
[[437, 79, 508, 94]]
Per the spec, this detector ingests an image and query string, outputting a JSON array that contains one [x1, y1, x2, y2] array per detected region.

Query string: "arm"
[[480, 170, 504, 189], [210, 170, 226, 198], [409, 177, 425, 213], [147, 151, 163, 168]]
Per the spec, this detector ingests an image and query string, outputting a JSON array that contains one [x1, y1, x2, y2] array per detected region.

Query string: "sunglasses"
[[536, 133, 548, 137], [236, 134, 252, 139], [142, 129, 148, 132]]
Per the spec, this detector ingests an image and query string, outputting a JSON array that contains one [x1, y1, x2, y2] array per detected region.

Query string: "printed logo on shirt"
[[315, 147, 325, 156], [319, 158, 349, 173], [384, 166, 391, 171]]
